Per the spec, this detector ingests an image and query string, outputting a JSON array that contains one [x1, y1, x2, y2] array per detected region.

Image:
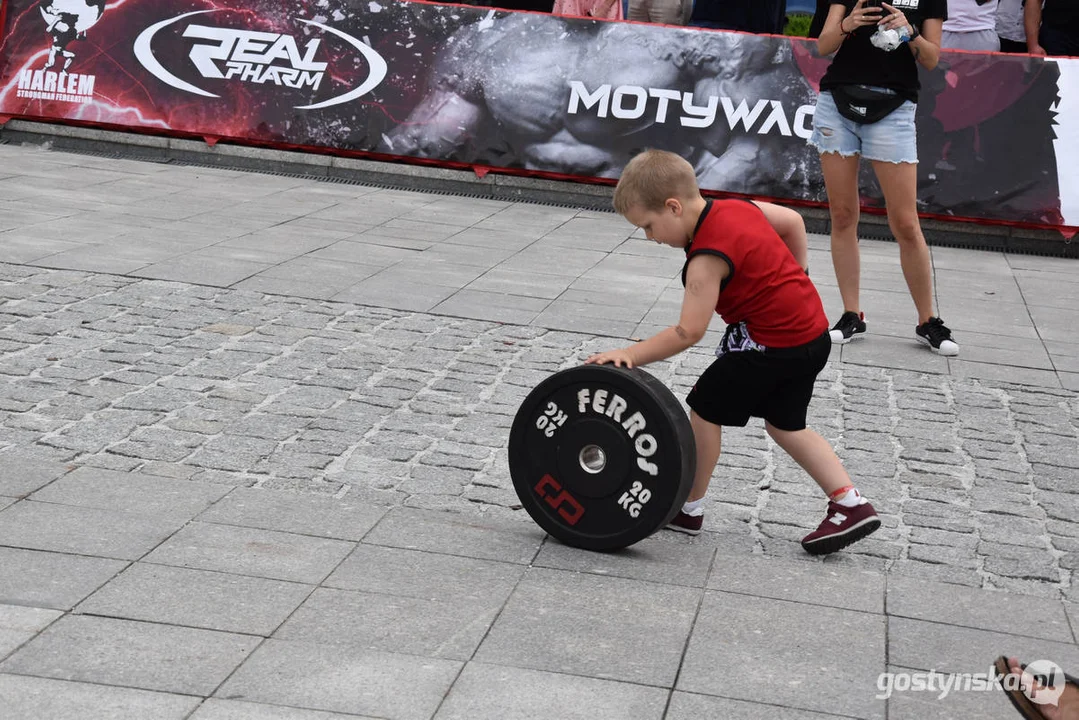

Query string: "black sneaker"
[[666, 511, 702, 536], [915, 317, 959, 356], [829, 311, 866, 344]]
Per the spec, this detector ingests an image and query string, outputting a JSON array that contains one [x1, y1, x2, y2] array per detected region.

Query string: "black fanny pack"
[[830, 85, 907, 124]]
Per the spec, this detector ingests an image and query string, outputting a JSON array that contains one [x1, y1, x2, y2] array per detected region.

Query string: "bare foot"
[[1005, 657, 1079, 720]]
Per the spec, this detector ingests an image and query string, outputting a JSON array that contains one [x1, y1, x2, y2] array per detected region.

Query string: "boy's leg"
[[765, 419, 880, 555], [688, 410, 722, 502], [764, 423, 849, 497], [673, 353, 755, 536], [666, 410, 722, 536]]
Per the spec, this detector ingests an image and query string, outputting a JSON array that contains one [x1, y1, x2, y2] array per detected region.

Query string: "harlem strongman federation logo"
[[15, 0, 106, 103]]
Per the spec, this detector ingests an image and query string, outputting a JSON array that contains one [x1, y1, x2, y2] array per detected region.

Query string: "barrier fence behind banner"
[[1, 0, 1076, 232]]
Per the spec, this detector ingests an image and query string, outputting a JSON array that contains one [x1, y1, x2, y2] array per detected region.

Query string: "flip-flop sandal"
[[995, 655, 1079, 719]]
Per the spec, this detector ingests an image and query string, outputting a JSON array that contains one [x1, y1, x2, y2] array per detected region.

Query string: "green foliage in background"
[[785, 13, 812, 37]]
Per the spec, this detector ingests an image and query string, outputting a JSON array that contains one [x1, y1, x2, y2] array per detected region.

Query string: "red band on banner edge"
[[0, 1, 9, 58], [0, 116, 11, 127], [3, 113, 1077, 238]]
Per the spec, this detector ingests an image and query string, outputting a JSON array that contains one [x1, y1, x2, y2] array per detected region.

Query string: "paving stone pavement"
[[0, 142, 1078, 719]]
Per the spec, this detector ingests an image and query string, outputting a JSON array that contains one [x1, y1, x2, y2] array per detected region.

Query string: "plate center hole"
[[578, 444, 607, 475]]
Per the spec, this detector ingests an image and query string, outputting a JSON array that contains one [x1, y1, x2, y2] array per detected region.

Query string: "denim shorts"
[[808, 88, 918, 164]]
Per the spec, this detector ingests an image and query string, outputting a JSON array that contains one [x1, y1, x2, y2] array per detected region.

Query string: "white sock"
[[834, 488, 867, 508], [682, 498, 704, 516]]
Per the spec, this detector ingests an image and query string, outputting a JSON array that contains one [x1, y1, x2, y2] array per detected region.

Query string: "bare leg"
[[765, 423, 850, 498], [687, 411, 722, 502], [820, 151, 862, 314], [872, 160, 935, 324]]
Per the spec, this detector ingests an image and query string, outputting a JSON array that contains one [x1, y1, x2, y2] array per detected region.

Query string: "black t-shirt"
[[1043, 0, 1079, 30], [819, 0, 948, 104]]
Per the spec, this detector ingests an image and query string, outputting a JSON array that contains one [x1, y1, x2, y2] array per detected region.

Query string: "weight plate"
[[508, 364, 696, 551]]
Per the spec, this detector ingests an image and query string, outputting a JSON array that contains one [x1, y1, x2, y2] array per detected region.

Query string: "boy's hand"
[[585, 349, 635, 368]]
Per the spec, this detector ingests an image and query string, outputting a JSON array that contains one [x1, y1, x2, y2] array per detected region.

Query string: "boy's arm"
[[586, 255, 727, 368], [753, 201, 808, 272]]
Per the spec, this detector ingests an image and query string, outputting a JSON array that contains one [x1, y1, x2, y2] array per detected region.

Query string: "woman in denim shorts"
[[810, 0, 959, 357]]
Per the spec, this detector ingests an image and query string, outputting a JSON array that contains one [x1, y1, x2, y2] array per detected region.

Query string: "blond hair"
[[613, 149, 700, 215]]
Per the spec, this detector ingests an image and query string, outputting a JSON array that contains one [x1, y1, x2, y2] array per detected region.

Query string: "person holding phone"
[[809, 0, 959, 357]]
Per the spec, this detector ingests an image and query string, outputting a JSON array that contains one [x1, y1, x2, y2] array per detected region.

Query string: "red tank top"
[[682, 200, 828, 348]]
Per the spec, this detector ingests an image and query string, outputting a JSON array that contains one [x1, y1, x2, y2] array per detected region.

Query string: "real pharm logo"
[[133, 10, 387, 110]]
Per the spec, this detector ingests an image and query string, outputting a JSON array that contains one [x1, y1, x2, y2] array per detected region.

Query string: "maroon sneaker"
[[801, 501, 880, 555], [666, 511, 703, 536]]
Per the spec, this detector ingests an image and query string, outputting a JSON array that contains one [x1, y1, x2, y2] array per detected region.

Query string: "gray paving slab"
[[141, 522, 354, 584], [464, 268, 575, 300], [31, 247, 149, 275], [434, 662, 669, 720], [330, 278, 458, 311], [30, 466, 231, 519], [130, 254, 271, 286], [77, 563, 313, 636], [0, 674, 201, 720], [0, 455, 69, 498], [432, 289, 551, 325], [0, 497, 13, 512], [886, 575, 1073, 643], [274, 586, 496, 660], [1067, 603, 1079, 643], [839, 333, 950, 374], [191, 699, 380, 720], [1, 615, 260, 695], [196, 487, 388, 541], [883, 669, 1013, 720], [475, 567, 698, 686], [948, 358, 1063, 387], [533, 530, 717, 588], [0, 605, 63, 660], [888, 617, 1079, 675], [362, 507, 544, 564], [0, 547, 127, 610], [666, 692, 852, 720], [0, 501, 185, 560], [2, 141, 1079, 718], [0, 235, 85, 264], [217, 639, 461, 720], [678, 591, 886, 719], [246, 256, 382, 289], [708, 553, 885, 614], [324, 544, 524, 603]]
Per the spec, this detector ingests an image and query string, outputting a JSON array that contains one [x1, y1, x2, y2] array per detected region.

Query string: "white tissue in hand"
[[870, 27, 902, 51]]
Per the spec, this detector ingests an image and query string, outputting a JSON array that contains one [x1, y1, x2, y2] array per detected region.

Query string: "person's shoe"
[[666, 511, 703, 536], [915, 317, 959, 356], [829, 311, 867, 344], [801, 501, 880, 556]]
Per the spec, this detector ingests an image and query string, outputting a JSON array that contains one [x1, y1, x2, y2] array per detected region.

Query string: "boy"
[[585, 149, 879, 555]]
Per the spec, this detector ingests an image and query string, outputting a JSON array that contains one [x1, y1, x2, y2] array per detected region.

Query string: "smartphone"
[[865, 0, 882, 8]]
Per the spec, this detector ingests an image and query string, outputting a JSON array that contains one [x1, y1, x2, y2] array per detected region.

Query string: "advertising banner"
[[0, 0, 1075, 228]]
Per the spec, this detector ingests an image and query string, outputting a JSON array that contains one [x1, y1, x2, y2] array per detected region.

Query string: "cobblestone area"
[[2, 263, 1078, 601]]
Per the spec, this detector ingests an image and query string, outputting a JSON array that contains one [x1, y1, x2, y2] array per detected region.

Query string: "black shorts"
[[686, 331, 831, 432]]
